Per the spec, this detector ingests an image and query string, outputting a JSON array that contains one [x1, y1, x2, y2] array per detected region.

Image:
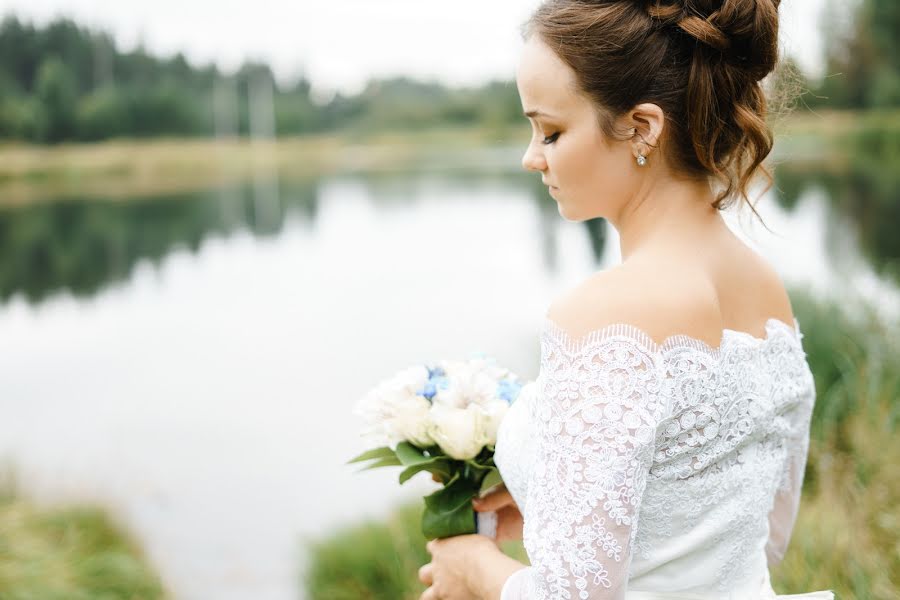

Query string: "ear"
[[621, 103, 665, 160]]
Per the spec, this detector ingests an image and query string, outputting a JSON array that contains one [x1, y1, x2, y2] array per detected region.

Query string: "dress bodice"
[[493, 316, 829, 600]]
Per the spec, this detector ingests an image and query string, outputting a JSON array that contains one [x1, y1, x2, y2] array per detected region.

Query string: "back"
[[494, 243, 824, 598], [622, 316, 814, 593]]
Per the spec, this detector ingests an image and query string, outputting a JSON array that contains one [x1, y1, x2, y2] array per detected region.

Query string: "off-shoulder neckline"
[[541, 315, 803, 359]]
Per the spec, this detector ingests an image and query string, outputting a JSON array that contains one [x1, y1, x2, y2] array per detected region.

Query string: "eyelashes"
[[542, 132, 560, 145]]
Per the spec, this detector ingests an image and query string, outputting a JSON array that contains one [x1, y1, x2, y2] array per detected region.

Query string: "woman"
[[417, 1, 834, 599]]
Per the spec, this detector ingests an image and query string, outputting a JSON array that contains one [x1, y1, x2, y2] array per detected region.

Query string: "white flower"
[[353, 358, 523, 454], [478, 399, 509, 446], [433, 362, 496, 409], [393, 365, 430, 392], [428, 403, 486, 460], [388, 394, 433, 448], [354, 366, 433, 448], [466, 355, 509, 381]]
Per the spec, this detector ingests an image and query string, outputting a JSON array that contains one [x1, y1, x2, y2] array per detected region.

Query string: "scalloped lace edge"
[[541, 315, 803, 359]]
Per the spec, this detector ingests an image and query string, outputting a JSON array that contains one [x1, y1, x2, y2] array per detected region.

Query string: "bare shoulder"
[[713, 240, 796, 329], [547, 242, 796, 347], [546, 261, 724, 347]]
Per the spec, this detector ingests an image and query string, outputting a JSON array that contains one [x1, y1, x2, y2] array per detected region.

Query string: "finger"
[[418, 563, 433, 586], [472, 488, 514, 512], [419, 586, 438, 600], [426, 539, 436, 554]]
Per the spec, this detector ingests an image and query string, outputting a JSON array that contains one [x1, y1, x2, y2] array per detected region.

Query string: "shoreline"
[[0, 109, 893, 206]]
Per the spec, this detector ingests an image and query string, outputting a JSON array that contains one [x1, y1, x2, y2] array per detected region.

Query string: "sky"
[[0, 0, 830, 96]]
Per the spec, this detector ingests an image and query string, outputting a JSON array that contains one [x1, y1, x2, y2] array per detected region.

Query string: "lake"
[[0, 150, 897, 600]]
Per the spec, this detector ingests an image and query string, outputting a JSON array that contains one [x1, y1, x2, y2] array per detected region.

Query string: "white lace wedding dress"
[[493, 315, 834, 600]]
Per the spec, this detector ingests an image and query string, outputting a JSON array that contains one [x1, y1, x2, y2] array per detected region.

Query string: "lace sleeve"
[[501, 323, 669, 600], [765, 374, 814, 568]]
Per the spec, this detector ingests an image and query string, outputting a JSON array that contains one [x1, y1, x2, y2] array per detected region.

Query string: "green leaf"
[[464, 459, 493, 472], [346, 446, 397, 465], [398, 458, 454, 485], [422, 473, 481, 539], [395, 442, 431, 466], [479, 468, 503, 493], [356, 455, 403, 471]]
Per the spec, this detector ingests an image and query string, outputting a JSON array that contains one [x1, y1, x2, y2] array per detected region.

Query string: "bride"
[[416, 1, 835, 599]]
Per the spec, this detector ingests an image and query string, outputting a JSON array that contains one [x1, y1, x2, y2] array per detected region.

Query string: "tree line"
[[0, 0, 896, 145], [0, 17, 522, 144]]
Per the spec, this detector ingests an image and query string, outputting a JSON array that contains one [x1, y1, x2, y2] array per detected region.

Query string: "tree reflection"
[[774, 153, 900, 285], [0, 181, 317, 304]]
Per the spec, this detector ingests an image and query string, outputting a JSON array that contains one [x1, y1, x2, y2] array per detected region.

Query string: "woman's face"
[[516, 35, 640, 222]]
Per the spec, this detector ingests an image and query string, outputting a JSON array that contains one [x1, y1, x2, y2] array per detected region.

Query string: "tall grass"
[[301, 503, 431, 600], [770, 291, 900, 599], [0, 478, 166, 600], [303, 290, 900, 600]]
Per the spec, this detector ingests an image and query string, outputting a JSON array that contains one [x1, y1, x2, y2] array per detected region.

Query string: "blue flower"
[[427, 365, 445, 379], [420, 382, 437, 401], [496, 379, 523, 404], [430, 375, 450, 391]]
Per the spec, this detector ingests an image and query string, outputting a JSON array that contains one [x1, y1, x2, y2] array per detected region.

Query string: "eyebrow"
[[524, 109, 557, 119]]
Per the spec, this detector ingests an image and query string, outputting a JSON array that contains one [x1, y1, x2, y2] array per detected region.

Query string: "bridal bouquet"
[[347, 355, 523, 539]]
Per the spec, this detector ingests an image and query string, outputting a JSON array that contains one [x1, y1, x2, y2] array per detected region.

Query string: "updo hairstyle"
[[524, 0, 782, 213]]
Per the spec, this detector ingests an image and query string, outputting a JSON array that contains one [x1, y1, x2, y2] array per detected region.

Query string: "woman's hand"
[[472, 484, 523, 543], [418, 534, 498, 600]]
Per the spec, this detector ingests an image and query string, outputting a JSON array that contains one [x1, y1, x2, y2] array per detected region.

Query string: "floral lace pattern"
[[494, 317, 816, 599]]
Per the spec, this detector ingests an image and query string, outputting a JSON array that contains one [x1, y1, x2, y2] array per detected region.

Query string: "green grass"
[[0, 481, 166, 600], [301, 502, 528, 600], [301, 503, 431, 600], [769, 290, 900, 599], [0, 127, 527, 206], [303, 290, 900, 600], [774, 108, 900, 165]]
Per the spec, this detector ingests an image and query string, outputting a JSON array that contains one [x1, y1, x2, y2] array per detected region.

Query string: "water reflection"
[[2, 158, 897, 306], [774, 160, 900, 284], [0, 181, 317, 303]]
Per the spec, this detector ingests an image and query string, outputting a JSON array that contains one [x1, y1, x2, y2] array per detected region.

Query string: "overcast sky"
[[0, 0, 830, 96]]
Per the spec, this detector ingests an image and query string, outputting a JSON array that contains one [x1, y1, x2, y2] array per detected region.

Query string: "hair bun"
[[645, 0, 779, 80], [526, 0, 783, 212]]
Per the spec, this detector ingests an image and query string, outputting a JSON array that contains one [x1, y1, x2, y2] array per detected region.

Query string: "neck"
[[610, 174, 728, 262]]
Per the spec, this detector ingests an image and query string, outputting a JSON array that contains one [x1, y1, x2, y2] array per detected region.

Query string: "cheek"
[[553, 134, 630, 220], [553, 135, 605, 195], [553, 131, 601, 181]]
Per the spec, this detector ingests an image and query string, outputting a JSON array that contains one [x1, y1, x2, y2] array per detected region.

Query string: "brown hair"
[[524, 0, 781, 215]]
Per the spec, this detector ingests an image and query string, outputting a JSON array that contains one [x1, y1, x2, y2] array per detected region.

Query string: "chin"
[[556, 202, 587, 223]]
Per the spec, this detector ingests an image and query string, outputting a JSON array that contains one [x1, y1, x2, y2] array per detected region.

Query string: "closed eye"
[[542, 132, 560, 145]]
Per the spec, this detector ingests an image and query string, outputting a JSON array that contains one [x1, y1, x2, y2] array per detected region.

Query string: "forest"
[[0, 0, 896, 144]]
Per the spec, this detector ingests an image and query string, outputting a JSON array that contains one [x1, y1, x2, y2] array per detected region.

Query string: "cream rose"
[[427, 403, 486, 460]]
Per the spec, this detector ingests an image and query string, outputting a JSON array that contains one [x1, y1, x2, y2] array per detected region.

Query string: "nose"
[[521, 138, 547, 173]]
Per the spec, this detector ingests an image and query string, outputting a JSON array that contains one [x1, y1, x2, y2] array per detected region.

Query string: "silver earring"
[[636, 153, 647, 166]]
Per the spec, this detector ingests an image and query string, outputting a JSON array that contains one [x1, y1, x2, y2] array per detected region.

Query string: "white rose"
[[427, 403, 486, 460], [478, 399, 509, 446], [432, 384, 464, 408], [387, 394, 433, 448], [354, 366, 432, 448]]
